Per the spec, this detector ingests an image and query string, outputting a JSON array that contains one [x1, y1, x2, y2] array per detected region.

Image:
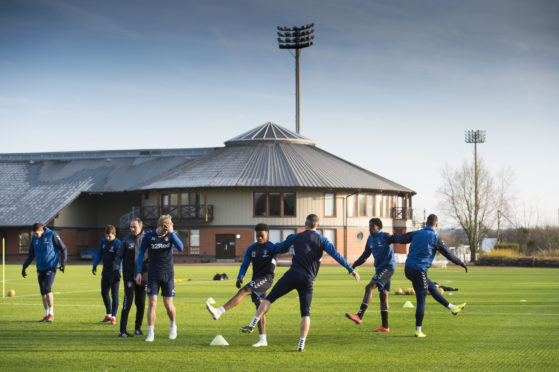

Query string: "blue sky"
[[1, 0, 558, 226]]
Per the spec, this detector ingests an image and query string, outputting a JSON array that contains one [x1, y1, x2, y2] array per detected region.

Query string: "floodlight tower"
[[277, 23, 315, 134], [465, 130, 486, 256]]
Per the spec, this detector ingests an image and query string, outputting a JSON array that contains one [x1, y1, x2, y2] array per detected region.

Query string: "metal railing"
[[142, 205, 213, 222], [391, 207, 413, 220]]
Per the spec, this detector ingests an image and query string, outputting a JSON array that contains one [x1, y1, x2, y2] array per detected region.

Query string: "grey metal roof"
[[0, 148, 215, 226], [226, 122, 316, 146], [141, 123, 415, 193]]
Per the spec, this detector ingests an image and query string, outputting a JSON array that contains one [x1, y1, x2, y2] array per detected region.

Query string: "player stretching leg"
[[206, 223, 280, 347], [346, 218, 412, 332], [404, 214, 468, 338], [241, 214, 360, 352]]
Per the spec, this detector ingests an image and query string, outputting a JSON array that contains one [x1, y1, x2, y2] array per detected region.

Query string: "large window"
[[19, 231, 31, 254], [189, 229, 200, 255], [324, 193, 335, 217], [253, 192, 296, 217], [347, 194, 356, 217], [358, 194, 367, 216], [178, 229, 200, 256]]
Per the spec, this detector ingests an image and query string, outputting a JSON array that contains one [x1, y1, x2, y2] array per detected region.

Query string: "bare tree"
[[438, 159, 502, 262]]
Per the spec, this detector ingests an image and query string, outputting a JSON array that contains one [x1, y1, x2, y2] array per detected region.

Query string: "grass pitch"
[[1, 264, 558, 371]]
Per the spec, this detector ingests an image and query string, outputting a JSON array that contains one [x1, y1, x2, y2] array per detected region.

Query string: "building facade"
[[0, 122, 415, 264]]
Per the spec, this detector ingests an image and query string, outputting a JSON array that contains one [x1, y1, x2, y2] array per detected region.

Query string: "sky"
[[1, 0, 558, 227]]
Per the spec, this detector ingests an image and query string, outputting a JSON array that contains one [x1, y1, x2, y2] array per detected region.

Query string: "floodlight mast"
[[277, 23, 315, 134], [465, 130, 486, 257]]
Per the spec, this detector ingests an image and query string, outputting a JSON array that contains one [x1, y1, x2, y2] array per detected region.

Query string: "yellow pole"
[[2, 238, 5, 298]]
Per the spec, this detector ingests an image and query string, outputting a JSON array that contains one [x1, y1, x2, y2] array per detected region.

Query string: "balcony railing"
[[391, 207, 413, 220], [142, 204, 213, 223]]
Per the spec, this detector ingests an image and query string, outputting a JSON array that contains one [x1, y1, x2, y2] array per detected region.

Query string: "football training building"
[[0, 122, 415, 263]]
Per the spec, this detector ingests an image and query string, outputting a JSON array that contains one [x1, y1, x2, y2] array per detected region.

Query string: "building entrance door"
[[216, 234, 236, 261]]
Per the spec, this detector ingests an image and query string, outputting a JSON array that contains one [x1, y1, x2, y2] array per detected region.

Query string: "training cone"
[[403, 301, 415, 308], [206, 297, 216, 306], [210, 335, 229, 346]]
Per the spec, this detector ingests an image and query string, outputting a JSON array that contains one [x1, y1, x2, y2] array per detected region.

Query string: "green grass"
[[1, 264, 558, 371]]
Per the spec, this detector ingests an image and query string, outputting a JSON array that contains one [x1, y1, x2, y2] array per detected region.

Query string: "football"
[[395, 288, 403, 295], [8, 289, 15, 297], [438, 287, 444, 295]]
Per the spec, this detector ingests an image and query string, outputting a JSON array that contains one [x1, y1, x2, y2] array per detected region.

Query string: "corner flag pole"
[[2, 238, 5, 298]]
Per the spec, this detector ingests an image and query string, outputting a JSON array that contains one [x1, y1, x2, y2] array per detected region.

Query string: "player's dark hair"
[[305, 214, 319, 228], [369, 218, 382, 230], [254, 223, 269, 232], [105, 225, 116, 235], [32, 223, 43, 232], [426, 214, 438, 226]]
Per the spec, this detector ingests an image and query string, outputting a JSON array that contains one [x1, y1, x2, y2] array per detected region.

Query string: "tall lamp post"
[[465, 130, 486, 258], [277, 23, 315, 134]]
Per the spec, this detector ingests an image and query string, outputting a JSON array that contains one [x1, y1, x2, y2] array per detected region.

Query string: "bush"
[[476, 254, 559, 267], [494, 242, 520, 251]]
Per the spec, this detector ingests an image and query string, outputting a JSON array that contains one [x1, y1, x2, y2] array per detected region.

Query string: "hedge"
[[476, 255, 559, 268]]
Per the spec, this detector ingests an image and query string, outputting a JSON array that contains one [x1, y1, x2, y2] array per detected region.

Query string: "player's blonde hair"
[[157, 214, 173, 227]]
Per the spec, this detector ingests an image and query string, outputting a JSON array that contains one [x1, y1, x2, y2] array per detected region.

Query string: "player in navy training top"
[[92, 225, 122, 325], [404, 214, 468, 338], [22, 223, 67, 322], [345, 218, 412, 332], [206, 223, 280, 347], [241, 214, 360, 352], [135, 215, 184, 342]]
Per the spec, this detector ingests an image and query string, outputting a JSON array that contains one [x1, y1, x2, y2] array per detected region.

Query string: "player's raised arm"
[[389, 231, 414, 245]]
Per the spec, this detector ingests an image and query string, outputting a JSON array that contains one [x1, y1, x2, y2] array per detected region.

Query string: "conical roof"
[[140, 122, 415, 193], [225, 122, 316, 146]]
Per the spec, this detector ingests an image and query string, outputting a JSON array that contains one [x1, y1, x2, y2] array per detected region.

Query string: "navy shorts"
[[147, 272, 175, 297], [246, 275, 273, 303], [372, 268, 394, 292], [266, 270, 313, 317], [404, 266, 431, 292], [37, 268, 57, 295]]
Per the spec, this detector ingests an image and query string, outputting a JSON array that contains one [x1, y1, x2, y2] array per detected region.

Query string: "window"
[[347, 194, 356, 217], [269, 193, 281, 216], [189, 229, 200, 255], [268, 229, 281, 243], [324, 193, 335, 217], [283, 193, 295, 216], [19, 231, 31, 254], [358, 194, 367, 216], [77, 231, 89, 252], [254, 193, 267, 216], [253, 192, 297, 217], [367, 194, 375, 216], [374, 195, 381, 217]]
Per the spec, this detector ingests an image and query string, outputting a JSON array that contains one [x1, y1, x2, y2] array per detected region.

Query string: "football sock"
[[416, 290, 427, 327], [447, 304, 454, 310], [148, 325, 154, 335], [415, 326, 421, 332], [45, 308, 49, 316], [49, 307, 54, 316], [259, 334, 267, 342], [357, 303, 368, 319], [170, 320, 176, 328], [381, 310, 388, 328], [218, 306, 225, 316], [298, 338, 306, 350], [249, 316, 260, 328]]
